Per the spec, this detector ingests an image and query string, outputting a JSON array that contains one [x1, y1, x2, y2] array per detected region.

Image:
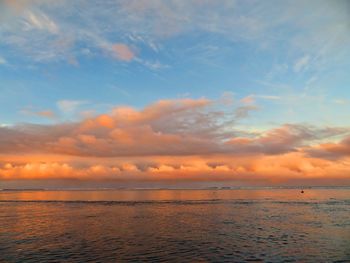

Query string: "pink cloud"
[[240, 95, 255, 104], [36, 110, 56, 119], [111, 43, 135, 61], [21, 109, 57, 119]]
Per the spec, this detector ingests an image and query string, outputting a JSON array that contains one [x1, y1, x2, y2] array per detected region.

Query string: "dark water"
[[0, 189, 350, 262]]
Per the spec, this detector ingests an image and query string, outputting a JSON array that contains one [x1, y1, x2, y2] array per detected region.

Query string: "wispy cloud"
[[135, 58, 170, 70], [57, 100, 87, 114], [1, 0, 349, 70], [0, 56, 7, 65], [20, 108, 57, 119], [258, 95, 281, 100], [110, 85, 131, 97], [36, 110, 56, 119], [240, 94, 281, 104], [333, 99, 349, 105], [24, 10, 59, 34], [294, 55, 310, 73], [240, 95, 255, 105], [111, 43, 135, 61]]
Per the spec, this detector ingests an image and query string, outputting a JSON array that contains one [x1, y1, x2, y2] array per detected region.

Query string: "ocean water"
[[0, 188, 349, 262]]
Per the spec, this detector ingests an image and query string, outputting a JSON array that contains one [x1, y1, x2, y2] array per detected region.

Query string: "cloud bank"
[[0, 98, 349, 184]]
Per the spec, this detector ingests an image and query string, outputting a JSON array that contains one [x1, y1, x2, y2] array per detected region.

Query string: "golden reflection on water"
[[1, 188, 350, 201]]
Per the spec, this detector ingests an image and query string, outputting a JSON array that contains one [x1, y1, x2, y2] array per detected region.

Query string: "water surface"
[[1, 188, 349, 262]]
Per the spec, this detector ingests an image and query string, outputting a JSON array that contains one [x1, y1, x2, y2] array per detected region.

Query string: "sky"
[[0, 0, 350, 188]]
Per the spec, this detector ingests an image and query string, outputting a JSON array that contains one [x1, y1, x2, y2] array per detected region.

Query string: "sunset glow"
[[0, 0, 349, 187]]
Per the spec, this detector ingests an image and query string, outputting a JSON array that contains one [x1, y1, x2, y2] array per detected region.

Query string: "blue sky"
[[0, 0, 349, 126]]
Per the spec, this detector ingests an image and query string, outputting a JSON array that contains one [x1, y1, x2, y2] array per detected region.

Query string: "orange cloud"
[[1, 153, 350, 185], [112, 43, 135, 61], [240, 95, 255, 104], [1, 98, 219, 157], [36, 110, 56, 119], [0, 98, 349, 185], [1, 100, 348, 158], [20, 109, 57, 119], [4, 0, 30, 13]]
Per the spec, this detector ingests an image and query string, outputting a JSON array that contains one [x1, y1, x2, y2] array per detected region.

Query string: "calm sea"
[[0, 188, 349, 262]]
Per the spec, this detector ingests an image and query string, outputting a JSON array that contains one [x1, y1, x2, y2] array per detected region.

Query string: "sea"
[[0, 188, 349, 262]]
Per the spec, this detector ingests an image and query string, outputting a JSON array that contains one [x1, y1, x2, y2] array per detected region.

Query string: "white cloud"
[[135, 58, 170, 70], [333, 99, 348, 105], [110, 85, 131, 97], [57, 100, 87, 114], [257, 95, 281, 100], [294, 55, 310, 73], [0, 56, 7, 65], [24, 11, 59, 34]]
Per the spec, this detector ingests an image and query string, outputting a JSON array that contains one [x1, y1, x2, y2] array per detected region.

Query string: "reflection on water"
[[1, 189, 350, 262], [1, 188, 350, 202]]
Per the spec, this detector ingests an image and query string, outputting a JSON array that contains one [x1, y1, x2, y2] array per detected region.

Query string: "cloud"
[[234, 105, 258, 119], [110, 85, 131, 97], [294, 55, 310, 72], [136, 58, 170, 70], [57, 100, 87, 114], [240, 94, 280, 105], [0, 97, 350, 183], [227, 124, 314, 155], [20, 108, 57, 119], [333, 99, 348, 105], [36, 110, 56, 119], [0, 56, 7, 65], [240, 95, 255, 104], [257, 95, 281, 100], [0, 98, 348, 159], [1, 153, 350, 185], [305, 135, 350, 160], [3, 0, 30, 12], [1, 0, 349, 70], [24, 11, 59, 34], [228, 124, 350, 156], [111, 43, 135, 61]]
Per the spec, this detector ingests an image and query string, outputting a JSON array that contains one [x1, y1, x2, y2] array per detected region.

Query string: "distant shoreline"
[[1, 186, 350, 191]]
